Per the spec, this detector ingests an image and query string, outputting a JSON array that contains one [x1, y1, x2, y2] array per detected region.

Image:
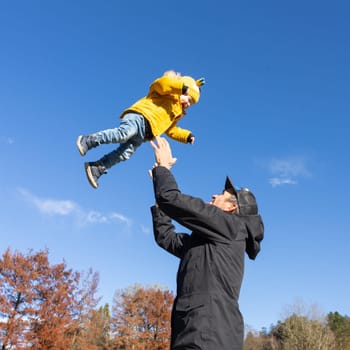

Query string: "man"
[[150, 137, 264, 350]]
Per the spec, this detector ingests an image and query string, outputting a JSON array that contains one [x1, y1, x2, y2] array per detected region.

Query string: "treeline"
[[1, 248, 349, 350], [244, 311, 350, 350]]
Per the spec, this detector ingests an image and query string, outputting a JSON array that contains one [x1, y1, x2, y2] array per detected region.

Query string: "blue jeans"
[[94, 113, 146, 169]]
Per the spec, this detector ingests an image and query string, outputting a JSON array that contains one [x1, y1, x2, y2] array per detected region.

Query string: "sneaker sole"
[[84, 163, 98, 189], [76, 136, 86, 156]]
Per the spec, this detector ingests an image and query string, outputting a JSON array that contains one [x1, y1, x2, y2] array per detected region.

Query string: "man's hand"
[[150, 137, 177, 170]]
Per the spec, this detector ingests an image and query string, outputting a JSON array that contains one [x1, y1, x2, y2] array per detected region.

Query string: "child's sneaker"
[[77, 135, 99, 156], [84, 162, 107, 189]]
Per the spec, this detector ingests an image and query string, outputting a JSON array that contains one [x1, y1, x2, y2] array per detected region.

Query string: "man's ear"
[[224, 202, 238, 213]]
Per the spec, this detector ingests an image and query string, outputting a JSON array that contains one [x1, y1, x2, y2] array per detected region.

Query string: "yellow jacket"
[[120, 76, 192, 143]]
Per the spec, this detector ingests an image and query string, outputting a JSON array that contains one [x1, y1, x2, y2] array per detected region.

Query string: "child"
[[77, 70, 205, 188]]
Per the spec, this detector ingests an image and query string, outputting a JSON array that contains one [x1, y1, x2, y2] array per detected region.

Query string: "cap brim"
[[225, 176, 238, 196], [225, 176, 259, 215]]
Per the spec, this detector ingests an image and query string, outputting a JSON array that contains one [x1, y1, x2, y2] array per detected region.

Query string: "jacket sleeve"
[[150, 76, 183, 96], [165, 124, 192, 143], [152, 167, 245, 244], [151, 205, 191, 259]]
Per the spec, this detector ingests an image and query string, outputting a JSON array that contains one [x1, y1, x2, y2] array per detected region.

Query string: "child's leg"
[[77, 113, 145, 156], [95, 113, 145, 145], [97, 137, 143, 169], [79, 113, 146, 187], [84, 138, 143, 189]]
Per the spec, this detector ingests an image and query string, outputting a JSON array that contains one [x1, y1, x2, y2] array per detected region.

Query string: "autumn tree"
[[244, 331, 260, 350], [243, 305, 349, 350], [327, 312, 350, 350], [244, 330, 271, 350], [86, 304, 112, 350], [71, 304, 112, 350], [68, 269, 103, 350], [272, 314, 336, 350], [0, 248, 99, 350], [111, 284, 174, 350], [244, 330, 278, 350]]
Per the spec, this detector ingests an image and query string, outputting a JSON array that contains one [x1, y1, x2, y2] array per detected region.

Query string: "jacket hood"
[[240, 214, 264, 260]]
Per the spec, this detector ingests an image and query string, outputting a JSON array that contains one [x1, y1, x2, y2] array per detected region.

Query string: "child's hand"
[[180, 95, 192, 109], [189, 136, 195, 144]]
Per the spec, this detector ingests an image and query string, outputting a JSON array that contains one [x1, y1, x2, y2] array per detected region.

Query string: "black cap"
[[225, 176, 258, 215]]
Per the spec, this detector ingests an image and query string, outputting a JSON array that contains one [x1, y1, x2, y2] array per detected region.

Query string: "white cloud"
[[267, 157, 311, 187], [85, 211, 109, 224], [0, 136, 14, 144], [269, 177, 298, 187], [110, 213, 132, 226], [17, 188, 133, 228], [18, 189, 78, 215], [269, 158, 310, 178]]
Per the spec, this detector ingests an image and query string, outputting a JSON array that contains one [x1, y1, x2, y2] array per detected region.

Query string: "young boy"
[[77, 71, 205, 189]]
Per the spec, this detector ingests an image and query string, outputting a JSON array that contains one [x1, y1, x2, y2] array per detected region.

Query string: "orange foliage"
[[0, 248, 98, 349], [112, 284, 174, 350]]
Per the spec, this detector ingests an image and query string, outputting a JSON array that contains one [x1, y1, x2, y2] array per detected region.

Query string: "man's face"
[[209, 190, 237, 212]]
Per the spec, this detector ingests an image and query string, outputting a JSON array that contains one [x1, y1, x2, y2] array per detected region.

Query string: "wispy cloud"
[[267, 157, 311, 187], [140, 224, 151, 235], [17, 188, 133, 228], [269, 177, 298, 187], [1, 136, 14, 145]]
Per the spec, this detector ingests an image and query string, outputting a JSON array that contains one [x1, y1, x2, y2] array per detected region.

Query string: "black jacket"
[[151, 167, 264, 350]]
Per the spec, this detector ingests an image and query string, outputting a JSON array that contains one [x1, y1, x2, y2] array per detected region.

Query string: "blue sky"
[[1, 1, 349, 331]]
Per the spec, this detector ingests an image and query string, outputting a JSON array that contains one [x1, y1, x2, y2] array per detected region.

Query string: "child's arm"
[[166, 125, 195, 144]]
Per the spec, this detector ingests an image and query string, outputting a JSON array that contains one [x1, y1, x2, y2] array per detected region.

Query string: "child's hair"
[[163, 70, 182, 79]]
